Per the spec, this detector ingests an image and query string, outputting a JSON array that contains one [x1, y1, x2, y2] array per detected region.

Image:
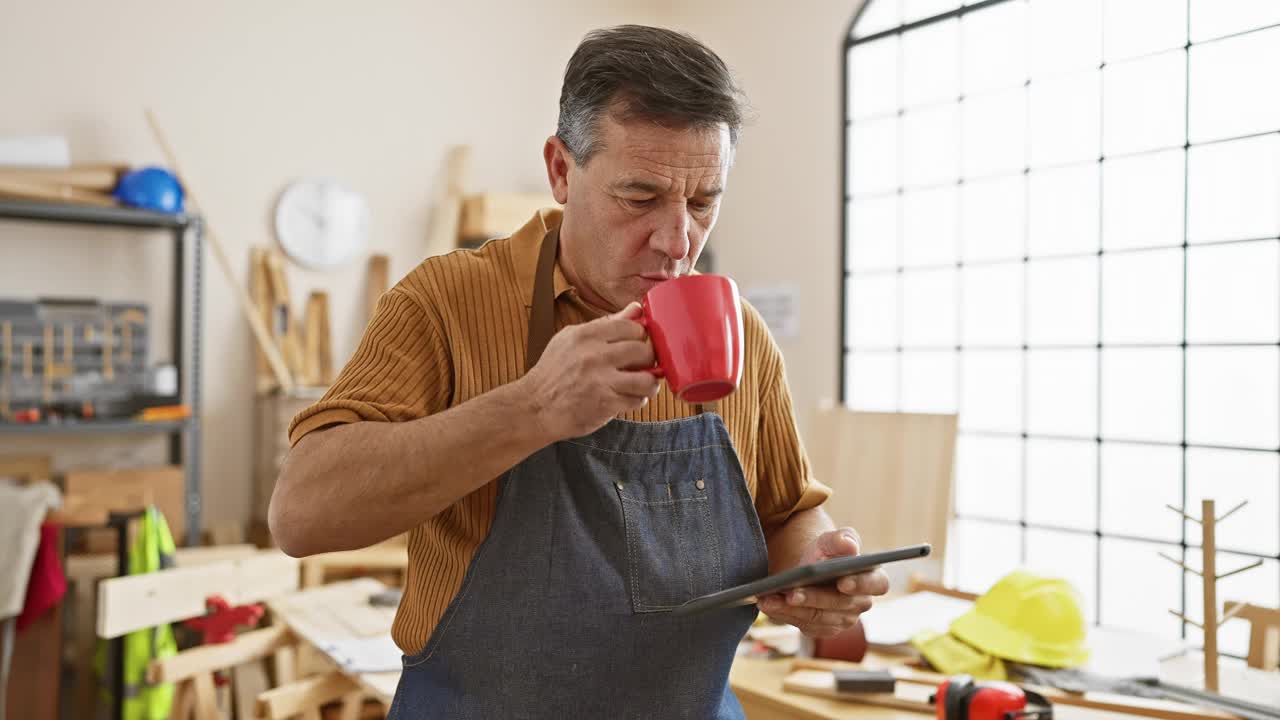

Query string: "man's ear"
[[543, 135, 574, 205]]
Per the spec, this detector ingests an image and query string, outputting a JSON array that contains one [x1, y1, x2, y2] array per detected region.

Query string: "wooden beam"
[[255, 672, 362, 720], [146, 624, 294, 683], [97, 551, 298, 638], [365, 254, 389, 324]]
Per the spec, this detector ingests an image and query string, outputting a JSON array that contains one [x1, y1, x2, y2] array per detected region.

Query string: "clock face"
[[274, 178, 369, 270]]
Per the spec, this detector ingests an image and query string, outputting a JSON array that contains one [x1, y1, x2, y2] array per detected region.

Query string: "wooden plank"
[[250, 247, 279, 394], [0, 454, 51, 483], [806, 409, 956, 581], [300, 545, 408, 588], [302, 292, 332, 386], [458, 192, 556, 244], [192, 671, 219, 720], [0, 176, 116, 206], [233, 661, 270, 720], [64, 466, 186, 547], [0, 164, 126, 191], [365, 254, 389, 324], [425, 145, 470, 252], [255, 672, 362, 720], [146, 625, 294, 683], [97, 551, 299, 638], [783, 669, 932, 714], [1224, 601, 1280, 670]]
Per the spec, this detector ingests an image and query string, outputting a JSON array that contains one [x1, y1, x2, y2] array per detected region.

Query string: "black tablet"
[[669, 542, 932, 616]]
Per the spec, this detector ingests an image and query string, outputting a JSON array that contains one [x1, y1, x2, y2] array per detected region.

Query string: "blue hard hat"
[[113, 166, 185, 213]]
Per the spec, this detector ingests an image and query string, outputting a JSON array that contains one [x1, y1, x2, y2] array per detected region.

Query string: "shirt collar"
[[510, 207, 574, 308]]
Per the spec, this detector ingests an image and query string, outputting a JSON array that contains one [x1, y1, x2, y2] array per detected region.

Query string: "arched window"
[[842, 0, 1280, 651]]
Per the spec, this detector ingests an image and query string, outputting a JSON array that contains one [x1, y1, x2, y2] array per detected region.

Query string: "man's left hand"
[[757, 527, 889, 638]]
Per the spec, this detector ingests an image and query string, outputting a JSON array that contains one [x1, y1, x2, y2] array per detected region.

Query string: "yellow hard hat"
[[910, 629, 1008, 681], [949, 570, 1090, 668]]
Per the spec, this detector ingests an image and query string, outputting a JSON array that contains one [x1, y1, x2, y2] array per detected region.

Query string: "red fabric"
[[16, 523, 66, 632]]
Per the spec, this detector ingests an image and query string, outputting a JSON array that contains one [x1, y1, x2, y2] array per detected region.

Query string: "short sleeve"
[[753, 343, 832, 531], [288, 288, 453, 446]]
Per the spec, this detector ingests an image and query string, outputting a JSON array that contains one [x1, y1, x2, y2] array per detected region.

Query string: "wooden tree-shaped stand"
[[1160, 498, 1264, 692]]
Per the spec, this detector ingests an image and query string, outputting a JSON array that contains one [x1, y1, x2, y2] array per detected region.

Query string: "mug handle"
[[637, 313, 664, 377]]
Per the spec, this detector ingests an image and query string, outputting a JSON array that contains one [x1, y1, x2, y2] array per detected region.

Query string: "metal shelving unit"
[[0, 198, 204, 545]]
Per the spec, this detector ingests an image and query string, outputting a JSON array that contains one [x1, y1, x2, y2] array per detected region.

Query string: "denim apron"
[[385, 228, 770, 719]]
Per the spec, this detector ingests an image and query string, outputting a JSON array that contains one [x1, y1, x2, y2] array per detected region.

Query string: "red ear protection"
[[934, 675, 1053, 720]]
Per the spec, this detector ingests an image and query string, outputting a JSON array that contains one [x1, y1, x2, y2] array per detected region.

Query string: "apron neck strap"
[[526, 225, 560, 373]]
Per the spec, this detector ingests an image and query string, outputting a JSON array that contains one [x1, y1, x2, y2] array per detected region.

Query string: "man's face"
[[545, 111, 733, 312]]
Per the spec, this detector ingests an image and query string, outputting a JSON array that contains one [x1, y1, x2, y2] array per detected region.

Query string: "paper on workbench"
[[318, 635, 403, 673], [860, 591, 973, 647]]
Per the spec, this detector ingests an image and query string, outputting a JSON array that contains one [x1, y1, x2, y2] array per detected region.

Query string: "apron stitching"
[[563, 441, 730, 455]]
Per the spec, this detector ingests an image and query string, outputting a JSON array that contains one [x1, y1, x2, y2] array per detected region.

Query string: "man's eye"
[[623, 198, 654, 209], [690, 201, 714, 213]]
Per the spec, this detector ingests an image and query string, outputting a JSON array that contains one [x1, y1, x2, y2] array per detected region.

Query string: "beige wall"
[[0, 0, 861, 530]]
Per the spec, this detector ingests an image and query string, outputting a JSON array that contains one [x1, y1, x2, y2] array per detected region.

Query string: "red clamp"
[[183, 595, 264, 644]]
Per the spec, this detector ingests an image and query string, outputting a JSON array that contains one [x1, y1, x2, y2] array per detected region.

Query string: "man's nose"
[[650, 206, 691, 261]]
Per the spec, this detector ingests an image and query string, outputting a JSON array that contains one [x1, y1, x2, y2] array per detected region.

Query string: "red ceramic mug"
[[639, 274, 744, 403]]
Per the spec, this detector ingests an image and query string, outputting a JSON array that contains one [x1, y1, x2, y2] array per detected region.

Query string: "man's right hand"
[[520, 301, 662, 441]]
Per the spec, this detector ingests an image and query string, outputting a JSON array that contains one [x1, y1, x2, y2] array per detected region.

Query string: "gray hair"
[[556, 25, 747, 166]]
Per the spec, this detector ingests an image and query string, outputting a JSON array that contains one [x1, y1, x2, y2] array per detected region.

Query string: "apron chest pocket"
[[616, 477, 725, 613]]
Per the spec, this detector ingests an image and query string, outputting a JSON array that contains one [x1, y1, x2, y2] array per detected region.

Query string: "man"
[[271, 24, 888, 719]]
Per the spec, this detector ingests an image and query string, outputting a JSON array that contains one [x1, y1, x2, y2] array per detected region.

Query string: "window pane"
[[903, 186, 959, 267], [902, 269, 958, 346], [1027, 257, 1099, 345], [854, 0, 903, 38], [1186, 448, 1280, 556], [962, 175, 1025, 261], [1189, 0, 1280, 42], [849, 351, 899, 410], [1101, 247, 1183, 345], [1103, 51, 1186, 157], [1186, 347, 1279, 449], [1104, 0, 1187, 62], [1100, 443, 1182, 543], [961, 88, 1026, 179], [961, 1, 1028, 95], [1101, 348, 1182, 443], [1187, 134, 1280, 244], [1027, 348, 1098, 437], [961, 262, 1023, 347], [849, 194, 899, 271], [850, 118, 901, 196], [1186, 240, 1280, 344], [1189, 25, 1280, 143], [904, 103, 961, 187], [1030, 72, 1101, 167], [1026, 529, 1098, 623], [955, 434, 1022, 519], [1102, 149, 1185, 251], [1029, 0, 1102, 77], [850, 37, 900, 120], [950, 518, 1022, 593], [1029, 164, 1100, 256], [849, 274, 899, 347], [1099, 537, 1183, 637], [901, 350, 958, 413], [903, 18, 960, 107], [1026, 438, 1097, 531], [960, 350, 1023, 432], [1185, 555, 1279, 658], [903, 0, 960, 24]]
